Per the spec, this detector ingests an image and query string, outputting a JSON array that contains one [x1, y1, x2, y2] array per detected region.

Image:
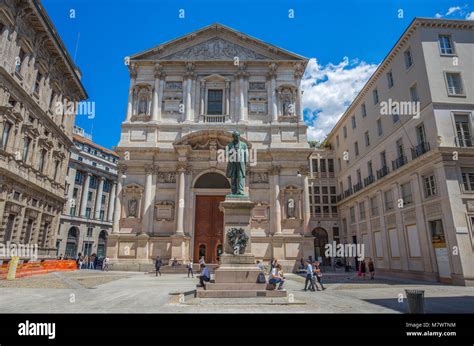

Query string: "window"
[[207, 89, 223, 115], [70, 206, 76, 216], [343, 126, 347, 138], [392, 104, 400, 123], [377, 118, 383, 136], [367, 161, 373, 176], [438, 35, 454, 55], [384, 190, 393, 210], [373, 89, 379, 104], [16, 49, 25, 73], [461, 171, 474, 191], [356, 169, 362, 184], [396, 138, 404, 158], [330, 186, 336, 195], [370, 196, 378, 216], [38, 149, 47, 173], [387, 71, 394, 88], [322, 186, 328, 195], [328, 159, 334, 173], [401, 182, 413, 205], [22, 137, 31, 161], [53, 160, 60, 180], [416, 124, 426, 144], [336, 135, 340, 147], [73, 188, 78, 198], [350, 206, 356, 224], [312, 159, 318, 172], [354, 141, 359, 156], [1, 122, 11, 149], [410, 84, 420, 102], [338, 158, 341, 171], [445, 72, 464, 96], [100, 210, 105, 220], [380, 151, 387, 167], [365, 131, 370, 147], [34, 72, 42, 94], [404, 49, 413, 69], [359, 202, 366, 220], [75, 172, 82, 184], [455, 114, 472, 147], [101, 195, 106, 204], [87, 227, 93, 237], [361, 103, 367, 118], [320, 159, 326, 173], [351, 116, 356, 129], [85, 208, 91, 218], [423, 175, 437, 197], [88, 192, 93, 201]]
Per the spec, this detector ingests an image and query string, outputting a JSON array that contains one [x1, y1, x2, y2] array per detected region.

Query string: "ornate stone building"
[[109, 23, 314, 270], [0, 0, 87, 260], [56, 126, 118, 259]]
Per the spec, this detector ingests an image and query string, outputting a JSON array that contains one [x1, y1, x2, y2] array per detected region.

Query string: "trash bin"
[[405, 289, 425, 314]]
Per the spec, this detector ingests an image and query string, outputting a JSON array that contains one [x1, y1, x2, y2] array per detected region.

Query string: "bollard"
[[405, 289, 425, 314]]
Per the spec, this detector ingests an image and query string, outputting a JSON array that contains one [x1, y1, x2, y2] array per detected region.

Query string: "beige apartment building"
[[56, 126, 118, 259], [0, 0, 87, 260], [327, 18, 474, 286]]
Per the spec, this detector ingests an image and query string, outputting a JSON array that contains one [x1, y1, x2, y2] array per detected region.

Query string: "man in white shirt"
[[304, 261, 315, 291]]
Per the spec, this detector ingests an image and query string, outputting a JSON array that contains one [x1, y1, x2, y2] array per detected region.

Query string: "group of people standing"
[[358, 258, 375, 280]]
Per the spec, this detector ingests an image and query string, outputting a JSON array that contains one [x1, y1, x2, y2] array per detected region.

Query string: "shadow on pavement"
[[363, 296, 474, 313]]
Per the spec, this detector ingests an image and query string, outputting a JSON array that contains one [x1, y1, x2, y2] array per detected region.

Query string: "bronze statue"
[[226, 131, 248, 195]]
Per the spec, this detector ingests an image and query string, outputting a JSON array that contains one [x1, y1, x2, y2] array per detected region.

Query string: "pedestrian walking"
[[368, 258, 375, 280], [102, 256, 110, 272], [155, 256, 163, 276], [187, 261, 194, 278], [313, 261, 326, 290], [304, 261, 315, 291], [359, 260, 366, 279]]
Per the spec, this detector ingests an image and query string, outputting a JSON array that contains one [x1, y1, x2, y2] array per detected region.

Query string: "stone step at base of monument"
[[202, 282, 266, 291], [196, 288, 288, 298]]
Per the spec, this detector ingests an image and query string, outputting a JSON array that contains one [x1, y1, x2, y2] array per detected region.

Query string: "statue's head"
[[232, 131, 240, 142]]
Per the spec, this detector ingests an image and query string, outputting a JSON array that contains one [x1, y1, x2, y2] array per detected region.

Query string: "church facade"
[[108, 24, 314, 270]]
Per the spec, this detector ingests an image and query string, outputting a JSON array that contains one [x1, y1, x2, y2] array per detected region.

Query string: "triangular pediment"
[[131, 23, 306, 62]]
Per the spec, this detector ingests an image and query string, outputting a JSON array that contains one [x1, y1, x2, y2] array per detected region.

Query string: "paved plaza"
[[1, 270, 473, 313]]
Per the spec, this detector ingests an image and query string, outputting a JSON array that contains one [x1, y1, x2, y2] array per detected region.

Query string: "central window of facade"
[[207, 89, 223, 115]]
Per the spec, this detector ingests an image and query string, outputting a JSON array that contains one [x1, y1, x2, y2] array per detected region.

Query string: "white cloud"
[[466, 11, 474, 20], [446, 6, 461, 15], [301, 57, 378, 141], [435, 13, 443, 18]]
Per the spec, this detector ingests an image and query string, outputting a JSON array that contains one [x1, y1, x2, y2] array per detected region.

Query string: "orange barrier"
[[0, 260, 76, 279]]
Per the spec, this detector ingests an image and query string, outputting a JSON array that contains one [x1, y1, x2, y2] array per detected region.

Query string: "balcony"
[[392, 156, 407, 171], [376, 165, 390, 179], [411, 142, 430, 159], [343, 188, 353, 198], [353, 182, 363, 193], [201, 114, 226, 123], [455, 136, 474, 148], [364, 175, 375, 187]]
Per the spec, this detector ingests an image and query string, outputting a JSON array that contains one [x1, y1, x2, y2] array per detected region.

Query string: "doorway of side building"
[[312, 227, 329, 265], [193, 172, 230, 263], [65, 227, 79, 258], [97, 230, 108, 258]]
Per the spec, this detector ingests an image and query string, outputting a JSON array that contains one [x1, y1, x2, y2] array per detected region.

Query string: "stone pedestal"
[[196, 195, 286, 298]]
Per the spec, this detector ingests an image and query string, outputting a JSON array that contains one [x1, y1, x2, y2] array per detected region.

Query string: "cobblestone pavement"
[[0, 270, 473, 313]]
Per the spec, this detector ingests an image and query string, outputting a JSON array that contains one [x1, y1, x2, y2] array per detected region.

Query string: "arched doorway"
[[193, 172, 230, 263], [312, 227, 329, 265], [97, 230, 108, 258], [65, 227, 79, 258]]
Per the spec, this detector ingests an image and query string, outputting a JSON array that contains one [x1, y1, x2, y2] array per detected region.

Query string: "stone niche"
[[281, 185, 303, 227], [123, 183, 144, 220], [155, 201, 174, 221]]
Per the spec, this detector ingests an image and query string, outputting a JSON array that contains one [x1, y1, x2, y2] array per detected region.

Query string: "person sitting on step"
[[198, 263, 210, 290]]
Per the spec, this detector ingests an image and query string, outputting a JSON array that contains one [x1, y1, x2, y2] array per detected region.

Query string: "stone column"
[[200, 80, 205, 115], [94, 177, 104, 220], [142, 165, 154, 234], [112, 166, 126, 234], [294, 63, 304, 122], [126, 65, 137, 122], [302, 169, 311, 235], [175, 164, 187, 235], [79, 172, 91, 217], [268, 63, 278, 122], [66, 166, 77, 213], [225, 81, 230, 116], [271, 166, 282, 235], [237, 63, 247, 122], [107, 182, 117, 222], [152, 63, 163, 122], [185, 63, 194, 122]]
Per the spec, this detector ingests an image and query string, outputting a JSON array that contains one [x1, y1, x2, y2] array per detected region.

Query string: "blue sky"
[[42, 0, 473, 148]]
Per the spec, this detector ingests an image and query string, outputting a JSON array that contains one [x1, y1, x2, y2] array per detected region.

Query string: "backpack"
[[256, 272, 266, 284]]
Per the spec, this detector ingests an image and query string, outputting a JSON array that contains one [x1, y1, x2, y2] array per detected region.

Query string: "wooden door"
[[194, 195, 225, 263]]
